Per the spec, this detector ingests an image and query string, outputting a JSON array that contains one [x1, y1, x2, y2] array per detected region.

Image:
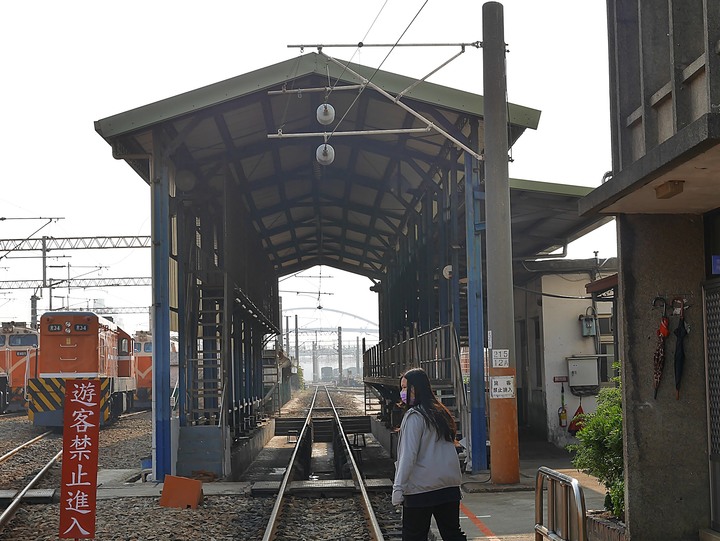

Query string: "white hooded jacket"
[[392, 406, 462, 506]]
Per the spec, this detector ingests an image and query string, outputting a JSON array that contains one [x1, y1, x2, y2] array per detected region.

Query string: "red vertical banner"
[[59, 379, 101, 539]]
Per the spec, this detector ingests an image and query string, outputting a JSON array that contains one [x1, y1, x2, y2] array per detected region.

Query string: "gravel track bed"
[[1, 394, 382, 540], [0, 495, 275, 541], [371, 492, 403, 540], [99, 411, 153, 469], [0, 434, 63, 490], [275, 495, 370, 540], [280, 386, 365, 417], [0, 415, 51, 455], [2, 410, 156, 539]]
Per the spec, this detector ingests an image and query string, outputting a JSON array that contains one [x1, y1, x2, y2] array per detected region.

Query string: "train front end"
[[27, 312, 134, 427]]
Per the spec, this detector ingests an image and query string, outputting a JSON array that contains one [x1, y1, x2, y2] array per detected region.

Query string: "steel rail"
[[0, 431, 53, 465], [261, 386, 386, 541], [0, 448, 63, 531], [261, 387, 319, 541], [324, 386, 385, 541], [118, 409, 151, 420]]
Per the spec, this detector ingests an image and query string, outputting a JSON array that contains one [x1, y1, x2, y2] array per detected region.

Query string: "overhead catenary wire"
[[0, 218, 60, 262], [311, 0, 431, 145], [318, 0, 390, 94], [331, 3, 429, 139], [277, 55, 304, 134], [280, 2, 484, 163]]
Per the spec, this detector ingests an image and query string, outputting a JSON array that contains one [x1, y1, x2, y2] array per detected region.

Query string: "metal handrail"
[[218, 383, 226, 428], [170, 378, 180, 411], [449, 323, 471, 461], [535, 466, 587, 541]]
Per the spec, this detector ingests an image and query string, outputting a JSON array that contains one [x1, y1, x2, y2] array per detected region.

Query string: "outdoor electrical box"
[[567, 356, 600, 396], [579, 313, 597, 336]]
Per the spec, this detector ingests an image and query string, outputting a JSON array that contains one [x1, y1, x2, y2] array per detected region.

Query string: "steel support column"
[[438, 169, 450, 326], [150, 129, 172, 481], [464, 131, 487, 473], [450, 149, 461, 335]]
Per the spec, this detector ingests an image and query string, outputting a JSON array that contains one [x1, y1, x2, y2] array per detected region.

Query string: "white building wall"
[[540, 274, 600, 448]]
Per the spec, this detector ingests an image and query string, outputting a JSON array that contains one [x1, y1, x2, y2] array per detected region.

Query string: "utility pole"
[[313, 338, 318, 382], [29, 293, 39, 327], [294, 314, 299, 374], [285, 315, 290, 356], [484, 1, 519, 484], [337, 326, 343, 385], [356, 336, 360, 375]]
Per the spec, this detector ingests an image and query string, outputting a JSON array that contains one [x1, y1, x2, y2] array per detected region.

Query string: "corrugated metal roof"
[[95, 52, 603, 281]]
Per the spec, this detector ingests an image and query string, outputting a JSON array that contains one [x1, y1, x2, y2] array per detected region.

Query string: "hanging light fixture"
[[316, 99, 335, 165], [316, 103, 335, 125], [316, 143, 335, 166], [175, 170, 197, 192]]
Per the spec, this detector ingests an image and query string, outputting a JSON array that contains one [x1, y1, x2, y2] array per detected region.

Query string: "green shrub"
[[567, 374, 624, 519]]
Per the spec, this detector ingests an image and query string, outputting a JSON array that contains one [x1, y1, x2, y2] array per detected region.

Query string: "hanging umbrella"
[[652, 297, 669, 399], [568, 396, 585, 436], [673, 298, 688, 400]]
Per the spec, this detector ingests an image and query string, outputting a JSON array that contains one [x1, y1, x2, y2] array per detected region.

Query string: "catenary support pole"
[[483, 1, 519, 484]]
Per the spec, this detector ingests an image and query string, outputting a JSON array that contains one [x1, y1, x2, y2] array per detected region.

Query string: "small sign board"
[[491, 349, 510, 368], [59, 379, 101, 540], [713, 255, 720, 275], [490, 375, 515, 399], [553, 375, 569, 383]]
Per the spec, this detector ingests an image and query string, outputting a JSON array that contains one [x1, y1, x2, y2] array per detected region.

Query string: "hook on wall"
[[652, 296, 667, 317], [670, 297, 689, 317]]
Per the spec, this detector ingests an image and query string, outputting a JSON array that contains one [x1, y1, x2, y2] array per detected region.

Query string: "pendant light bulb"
[[316, 143, 335, 166], [316, 103, 335, 126]]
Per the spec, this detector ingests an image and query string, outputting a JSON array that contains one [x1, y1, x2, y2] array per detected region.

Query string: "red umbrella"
[[652, 297, 669, 399], [672, 298, 688, 400], [568, 397, 585, 436]]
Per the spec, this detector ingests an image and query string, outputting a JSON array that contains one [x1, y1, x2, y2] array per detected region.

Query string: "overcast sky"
[[0, 1, 614, 340]]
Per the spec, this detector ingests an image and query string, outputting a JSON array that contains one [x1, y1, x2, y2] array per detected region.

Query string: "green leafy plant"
[[567, 370, 624, 519], [297, 364, 306, 390]]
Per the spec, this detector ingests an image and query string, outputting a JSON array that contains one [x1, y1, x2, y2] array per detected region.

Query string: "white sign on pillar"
[[491, 349, 510, 368], [490, 375, 515, 399]]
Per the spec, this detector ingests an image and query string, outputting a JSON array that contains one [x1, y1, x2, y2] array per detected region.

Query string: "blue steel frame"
[[464, 147, 488, 472], [151, 134, 172, 481]]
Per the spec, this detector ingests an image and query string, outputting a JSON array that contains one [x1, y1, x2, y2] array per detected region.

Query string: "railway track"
[[0, 413, 51, 456], [260, 386, 401, 540], [0, 429, 63, 493], [0, 429, 63, 532], [0, 410, 154, 538]]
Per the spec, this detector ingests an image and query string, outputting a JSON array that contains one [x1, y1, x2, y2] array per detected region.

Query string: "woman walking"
[[392, 367, 467, 541]]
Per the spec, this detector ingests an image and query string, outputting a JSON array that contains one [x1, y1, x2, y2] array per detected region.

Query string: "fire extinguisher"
[[558, 382, 568, 427]]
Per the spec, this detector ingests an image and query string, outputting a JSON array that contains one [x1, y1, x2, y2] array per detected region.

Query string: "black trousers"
[[402, 500, 467, 541]]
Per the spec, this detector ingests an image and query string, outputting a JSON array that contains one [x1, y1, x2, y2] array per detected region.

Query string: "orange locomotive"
[[0, 321, 39, 413], [27, 311, 136, 427], [133, 330, 178, 409]]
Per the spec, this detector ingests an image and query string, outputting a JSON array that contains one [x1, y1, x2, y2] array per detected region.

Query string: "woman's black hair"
[[401, 367, 456, 442]]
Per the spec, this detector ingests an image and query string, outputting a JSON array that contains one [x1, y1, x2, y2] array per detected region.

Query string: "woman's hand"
[[391, 489, 404, 506]]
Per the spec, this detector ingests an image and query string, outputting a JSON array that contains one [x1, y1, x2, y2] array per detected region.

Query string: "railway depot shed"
[[95, 51, 608, 479]]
